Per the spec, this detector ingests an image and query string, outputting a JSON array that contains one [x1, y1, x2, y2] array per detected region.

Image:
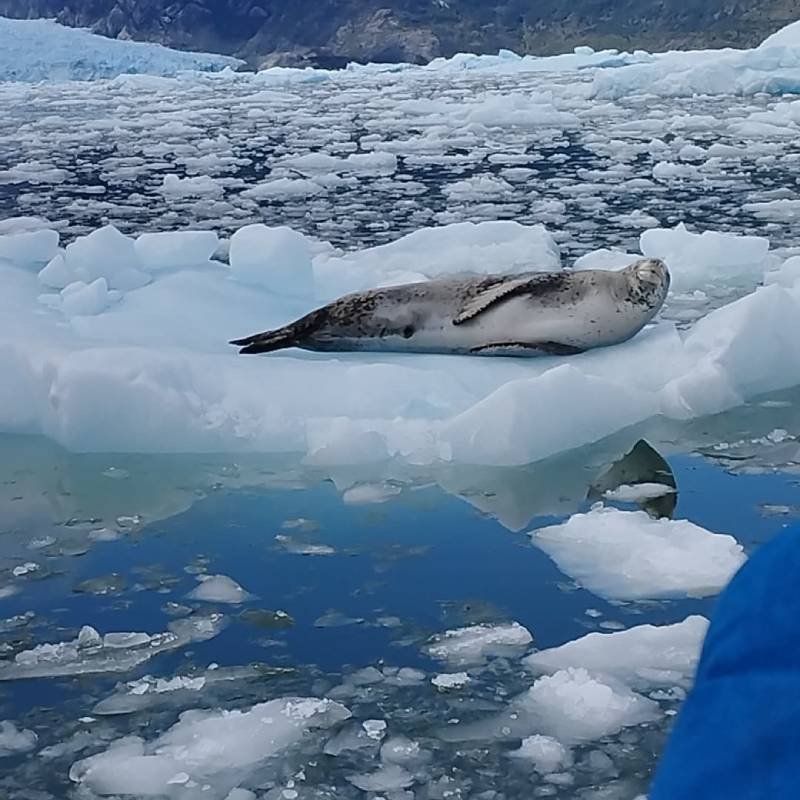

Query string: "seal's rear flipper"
[[230, 327, 298, 354]]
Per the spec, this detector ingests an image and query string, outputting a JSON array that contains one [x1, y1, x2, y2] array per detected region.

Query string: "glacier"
[[0, 17, 242, 82]]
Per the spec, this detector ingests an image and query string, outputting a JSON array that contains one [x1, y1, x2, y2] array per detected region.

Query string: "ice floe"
[[0, 614, 225, 679], [70, 697, 350, 798], [526, 616, 709, 688], [424, 621, 533, 666], [0, 720, 38, 756], [3, 203, 800, 467], [530, 506, 745, 601], [187, 574, 252, 604]]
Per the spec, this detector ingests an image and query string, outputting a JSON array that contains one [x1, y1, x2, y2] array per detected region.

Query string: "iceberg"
[[592, 20, 800, 99], [2, 216, 800, 467]]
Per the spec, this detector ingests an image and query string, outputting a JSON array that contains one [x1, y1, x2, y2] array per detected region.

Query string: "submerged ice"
[[70, 697, 350, 798]]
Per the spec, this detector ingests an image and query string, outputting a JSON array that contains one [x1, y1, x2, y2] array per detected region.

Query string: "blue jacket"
[[650, 527, 800, 798]]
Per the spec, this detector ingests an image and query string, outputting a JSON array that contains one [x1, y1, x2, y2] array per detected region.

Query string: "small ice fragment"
[[275, 534, 335, 555], [362, 719, 387, 740], [342, 483, 402, 505], [102, 467, 130, 479], [432, 672, 471, 689], [603, 483, 676, 502], [188, 574, 252, 604], [510, 735, 572, 774], [0, 720, 37, 756], [12, 562, 40, 577], [314, 610, 365, 628], [347, 764, 414, 792]]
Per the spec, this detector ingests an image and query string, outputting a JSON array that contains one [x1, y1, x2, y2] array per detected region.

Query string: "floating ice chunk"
[[229, 223, 314, 298], [444, 667, 658, 746], [12, 561, 39, 577], [573, 249, 639, 271], [0, 229, 59, 267], [0, 614, 225, 680], [743, 199, 800, 222], [380, 735, 425, 766], [60, 278, 112, 317], [652, 161, 698, 182], [275, 535, 335, 555], [64, 225, 150, 291], [531, 506, 745, 601], [71, 697, 350, 796], [324, 722, 380, 756], [640, 224, 773, 290], [160, 173, 224, 198], [463, 94, 578, 129], [135, 231, 220, 271], [342, 482, 402, 504], [314, 610, 365, 628], [432, 672, 471, 689], [603, 483, 676, 502], [347, 764, 414, 792], [241, 177, 325, 199], [425, 622, 533, 666], [0, 215, 54, 235], [224, 791, 256, 800], [0, 720, 37, 756], [279, 151, 397, 176], [510, 735, 573, 773], [444, 175, 515, 199], [520, 668, 660, 744], [526, 616, 709, 688], [188, 574, 252, 604]]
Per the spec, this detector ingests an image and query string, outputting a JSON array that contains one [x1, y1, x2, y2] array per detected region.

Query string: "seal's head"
[[624, 258, 670, 308]]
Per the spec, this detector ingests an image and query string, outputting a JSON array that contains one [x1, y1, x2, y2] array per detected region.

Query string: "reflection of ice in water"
[[0, 433, 773, 799]]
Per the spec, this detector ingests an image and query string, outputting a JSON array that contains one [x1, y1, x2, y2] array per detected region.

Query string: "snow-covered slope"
[[0, 17, 241, 82]]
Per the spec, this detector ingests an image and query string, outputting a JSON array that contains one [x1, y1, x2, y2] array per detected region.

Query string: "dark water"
[[1, 429, 799, 798]]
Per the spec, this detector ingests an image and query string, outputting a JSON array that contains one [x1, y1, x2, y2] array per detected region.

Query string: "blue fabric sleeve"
[[650, 526, 800, 799]]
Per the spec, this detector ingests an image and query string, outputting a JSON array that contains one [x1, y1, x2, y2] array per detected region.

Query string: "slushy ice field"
[[4, 16, 800, 800]]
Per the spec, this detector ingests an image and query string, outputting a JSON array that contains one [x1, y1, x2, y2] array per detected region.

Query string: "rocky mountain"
[[1, 0, 798, 67]]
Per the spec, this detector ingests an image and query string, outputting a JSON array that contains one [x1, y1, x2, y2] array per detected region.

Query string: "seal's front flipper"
[[454, 273, 569, 325], [469, 341, 585, 357], [230, 326, 299, 354]]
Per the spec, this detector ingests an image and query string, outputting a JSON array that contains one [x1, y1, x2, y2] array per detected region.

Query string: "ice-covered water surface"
[[4, 20, 800, 798], [0, 431, 798, 799], [4, 28, 800, 464], [1, 40, 800, 253]]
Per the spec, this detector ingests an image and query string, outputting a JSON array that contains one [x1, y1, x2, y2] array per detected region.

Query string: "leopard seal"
[[230, 258, 670, 357]]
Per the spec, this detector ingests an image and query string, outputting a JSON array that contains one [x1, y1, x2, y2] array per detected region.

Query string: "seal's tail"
[[230, 325, 299, 355]]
